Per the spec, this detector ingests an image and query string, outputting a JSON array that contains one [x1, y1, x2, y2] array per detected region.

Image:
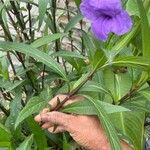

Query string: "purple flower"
[[80, 0, 132, 41]]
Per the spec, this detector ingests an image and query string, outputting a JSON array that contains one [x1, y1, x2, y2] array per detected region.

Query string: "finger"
[[39, 111, 73, 128], [34, 108, 50, 122], [41, 108, 50, 114], [49, 95, 84, 109], [48, 126, 65, 133], [41, 122, 53, 129], [34, 114, 42, 122], [49, 95, 68, 110], [63, 95, 84, 107], [34, 96, 83, 123]]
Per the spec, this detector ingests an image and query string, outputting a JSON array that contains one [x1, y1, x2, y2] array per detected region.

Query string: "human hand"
[[34, 95, 131, 150]]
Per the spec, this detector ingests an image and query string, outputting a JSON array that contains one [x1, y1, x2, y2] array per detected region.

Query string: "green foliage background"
[[0, 0, 150, 149]]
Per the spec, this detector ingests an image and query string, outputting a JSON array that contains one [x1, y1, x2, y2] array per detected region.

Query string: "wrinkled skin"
[[34, 95, 132, 150]]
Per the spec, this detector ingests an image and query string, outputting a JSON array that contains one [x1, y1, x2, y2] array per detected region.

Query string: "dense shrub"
[[0, 0, 150, 149]]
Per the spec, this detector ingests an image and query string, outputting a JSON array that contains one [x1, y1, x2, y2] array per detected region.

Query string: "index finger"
[[49, 94, 68, 110], [49, 94, 84, 110]]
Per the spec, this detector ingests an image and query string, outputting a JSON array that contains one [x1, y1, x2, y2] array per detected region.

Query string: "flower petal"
[[91, 17, 112, 41], [80, 0, 100, 21], [91, 10, 132, 41], [89, 0, 122, 11], [111, 11, 133, 35], [80, 0, 133, 42]]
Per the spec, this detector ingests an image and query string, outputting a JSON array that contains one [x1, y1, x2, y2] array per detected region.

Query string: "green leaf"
[[0, 41, 67, 80], [74, 0, 81, 7], [82, 31, 95, 61], [139, 90, 150, 102], [93, 49, 107, 70], [0, 79, 24, 92], [111, 112, 145, 150], [15, 97, 48, 128], [0, 56, 9, 80], [136, 0, 150, 58], [31, 33, 67, 48], [26, 117, 48, 150], [71, 73, 89, 92], [112, 56, 150, 70], [62, 99, 130, 115], [16, 134, 33, 150], [112, 22, 140, 53], [1, 7, 11, 37], [40, 87, 53, 102], [126, 0, 140, 17], [64, 13, 83, 32], [0, 142, 13, 150], [0, 123, 11, 142], [5, 89, 22, 138], [122, 95, 150, 113], [0, 3, 4, 12], [63, 133, 70, 150], [52, 50, 86, 59], [79, 81, 112, 96], [83, 95, 121, 150], [103, 69, 132, 103], [38, 0, 49, 29]]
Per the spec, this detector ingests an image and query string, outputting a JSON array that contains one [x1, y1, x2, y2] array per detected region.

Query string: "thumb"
[[40, 111, 73, 128]]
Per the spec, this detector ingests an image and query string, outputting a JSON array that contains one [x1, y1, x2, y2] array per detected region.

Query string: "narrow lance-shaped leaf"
[[63, 133, 70, 150], [136, 0, 150, 58], [0, 123, 12, 150], [0, 79, 24, 92], [62, 99, 130, 115], [112, 56, 150, 70], [26, 117, 48, 150], [15, 97, 48, 128], [16, 134, 34, 150], [79, 81, 111, 95], [111, 112, 145, 150], [64, 13, 83, 32], [0, 123, 11, 141], [31, 33, 68, 48], [82, 95, 121, 150], [52, 50, 86, 59], [0, 41, 67, 80], [38, 0, 49, 29]]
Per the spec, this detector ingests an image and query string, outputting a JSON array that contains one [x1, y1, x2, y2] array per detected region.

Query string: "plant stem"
[[119, 73, 149, 104], [9, 1, 29, 41], [0, 103, 10, 116], [118, 83, 143, 104], [0, 0, 23, 41], [0, 14, 37, 92], [17, 53, 38, 92], [51, 71, 95, 111], [51, 53, 107, 111], [42, 65, 46, 89], [80, 20, 85, 55], [0, 16, 17, 75], [62, 58, 68, 75], [27, 3, 32, 41], [51, 0, 60, 63], [0, 88, 12, 101], [65, 0, 74, 52], [144, 121, 150, 127]]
